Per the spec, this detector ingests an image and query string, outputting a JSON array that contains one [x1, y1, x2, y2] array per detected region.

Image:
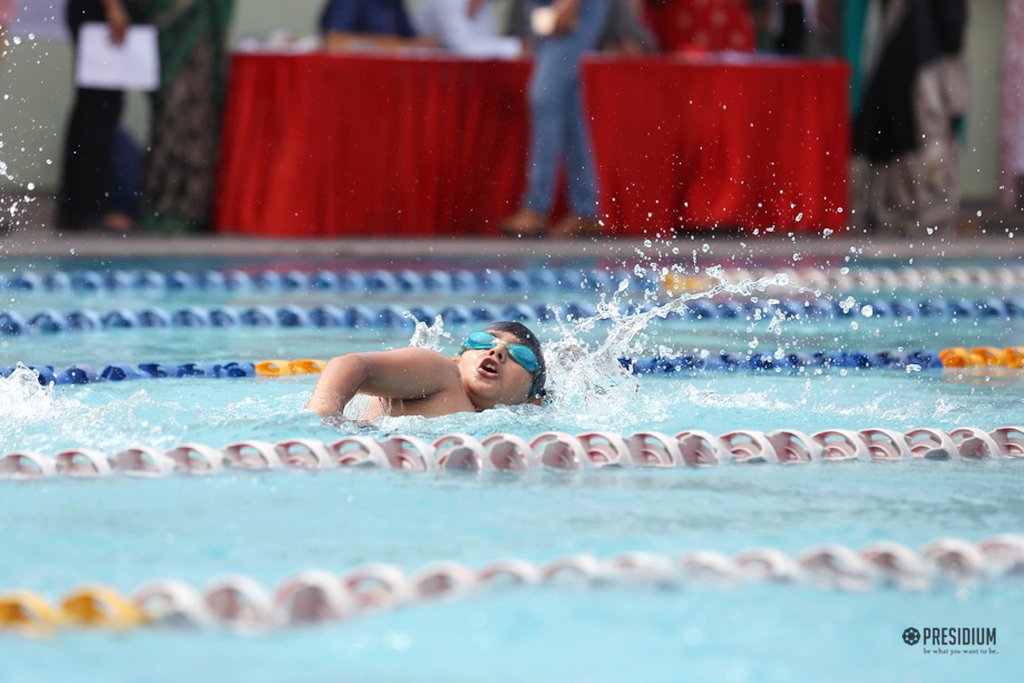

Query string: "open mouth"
[[477, 357, 500, 379]]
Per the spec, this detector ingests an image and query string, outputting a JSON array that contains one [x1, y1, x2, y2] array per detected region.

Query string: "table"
[[214, 53, 849, 238]]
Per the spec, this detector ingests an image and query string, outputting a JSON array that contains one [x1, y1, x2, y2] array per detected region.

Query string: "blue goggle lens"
[[462, 331, 540, 374]]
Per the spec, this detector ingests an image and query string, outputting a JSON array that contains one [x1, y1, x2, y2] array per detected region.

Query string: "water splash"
[[389, 270, 806, 433]]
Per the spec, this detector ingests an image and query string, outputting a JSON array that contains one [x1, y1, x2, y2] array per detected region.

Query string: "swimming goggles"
[[461, 331, 540, 374]]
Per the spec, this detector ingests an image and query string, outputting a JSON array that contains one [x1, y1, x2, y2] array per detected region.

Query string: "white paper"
[[75, 22, 160, 92]]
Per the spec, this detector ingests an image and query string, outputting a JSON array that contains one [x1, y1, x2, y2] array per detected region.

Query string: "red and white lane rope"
[[2, 427, 1022, 480], [1, 535, 1021, 634]]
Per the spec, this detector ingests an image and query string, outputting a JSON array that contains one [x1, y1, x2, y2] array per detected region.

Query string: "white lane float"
[[221, 440, 283, 470], [54, 449, 112, 477], [111, 447, 175, 476], [273, 570, 352, 626], [603, 552, 676, 586], [477, 560, 542, 587], [378, 435, 435, 471], [133, 579, 212, 628], [480, 433, 532, 471], [3, 427, 1020, 482], [765, 429, 821, 463], [857, 428, 914, 461], [342, 563, 410, 612], [530, 431, 591, 470], [328, 436, 390, 468], [542, 554, 601, 583], [678, 551, 742, 586], [904, 428, 960, 460], [718, 430, 780, 464], [811, 430, 872, 462], [674, 430, 723, 466], [859, 542, 931, 591], [0, 451, 57, 479], [577, 432, 634, 468], [6, 536, 1024, 633], [433, 433, 487, 471], [976, 534, 1024, 575], [948, 427, 1003, 460], [165, 444, 227, 474], [274, 439, 335, 469], [204, 575, 274, 632], [797, 544, 874, 591], [735, 549, 802, 583], [921, 538, 988, 581], [411, 562, 476, 600], [626, 431, 683, 467], [990, 427, 1024, 458]]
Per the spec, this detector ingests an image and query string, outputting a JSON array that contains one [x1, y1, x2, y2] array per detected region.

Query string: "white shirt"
[[412, 0, 522, 58]]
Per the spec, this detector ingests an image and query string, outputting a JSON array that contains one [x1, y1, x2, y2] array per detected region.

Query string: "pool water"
[[1, 257, 1022, 682]]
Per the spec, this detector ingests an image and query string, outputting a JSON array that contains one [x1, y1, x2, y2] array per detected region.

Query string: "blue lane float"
[[6, 266, 1024, 298], [1, 267, 657, 296], [0, 351, 954, 386], [2, 297, 1024, 337]]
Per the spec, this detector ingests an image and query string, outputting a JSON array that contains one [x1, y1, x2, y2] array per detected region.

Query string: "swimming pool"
[[1, 255, 1022, 682]]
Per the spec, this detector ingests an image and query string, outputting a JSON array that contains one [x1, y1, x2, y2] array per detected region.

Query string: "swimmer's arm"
[[304, 348, 459, 417]]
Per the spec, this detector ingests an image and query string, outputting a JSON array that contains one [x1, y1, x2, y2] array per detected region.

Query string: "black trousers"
[[56, 0, 135, 229]]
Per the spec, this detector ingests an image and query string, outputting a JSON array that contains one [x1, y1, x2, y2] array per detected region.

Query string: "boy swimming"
[[305, 321, 547, 419]]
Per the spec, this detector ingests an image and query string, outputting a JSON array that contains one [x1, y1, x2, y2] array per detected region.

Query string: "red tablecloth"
[[214, 53, 849, 237]]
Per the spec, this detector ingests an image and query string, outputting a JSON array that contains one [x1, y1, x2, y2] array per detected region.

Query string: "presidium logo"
[[902, 627, 998, 655]]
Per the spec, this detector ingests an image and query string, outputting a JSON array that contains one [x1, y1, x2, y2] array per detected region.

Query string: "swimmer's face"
[[457, 330, 536, 410]]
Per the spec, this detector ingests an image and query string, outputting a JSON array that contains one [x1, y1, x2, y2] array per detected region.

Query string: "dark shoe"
[[548, 213, 601, 239], [499, 208, 548, 237]]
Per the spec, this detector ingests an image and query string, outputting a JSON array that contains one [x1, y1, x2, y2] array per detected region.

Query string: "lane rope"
[[2, 296, 1024, 336], [5, 347, 1023, 385], [3, 265, 1022, 295], [2, 535, 1021, 633], [1, 427, 1021, 480]]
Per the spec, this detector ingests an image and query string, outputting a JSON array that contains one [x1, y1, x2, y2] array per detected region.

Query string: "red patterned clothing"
[[644, 0, 755, 53]]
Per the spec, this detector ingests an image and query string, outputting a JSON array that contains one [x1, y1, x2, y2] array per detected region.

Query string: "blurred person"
[[644, 0, 755, 54], [752, 0, 840, 57], [999, 0, 1024, 208], [598, 0, 657, 54], [320, 0, 437, 49], [500, 0, 612, 239], [56, 0, 138, 233], [851, 0, 967, 235], [140, 0, 233, 234], [412, 0, 524, 58]]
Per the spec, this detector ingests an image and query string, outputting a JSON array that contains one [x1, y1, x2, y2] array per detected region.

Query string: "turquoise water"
[[1, 258, 1022, 681]]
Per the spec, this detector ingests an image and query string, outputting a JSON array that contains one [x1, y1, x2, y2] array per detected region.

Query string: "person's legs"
[[550, 0, 609, 234], [522, 35, 569, 214], [57, 0, 123, 231]]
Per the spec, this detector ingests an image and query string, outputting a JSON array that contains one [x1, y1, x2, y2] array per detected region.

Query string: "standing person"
[[56, 0, 136, 233], [141, 0, 234, 234], [851, 0, 968, 235], [500, 0, 611, 239]]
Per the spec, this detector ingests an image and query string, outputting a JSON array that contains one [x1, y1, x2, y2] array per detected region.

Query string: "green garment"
[[144, 0, 234, 102]]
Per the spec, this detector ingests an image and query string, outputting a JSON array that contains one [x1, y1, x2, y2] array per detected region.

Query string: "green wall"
[[0, 0, 1008, 201]]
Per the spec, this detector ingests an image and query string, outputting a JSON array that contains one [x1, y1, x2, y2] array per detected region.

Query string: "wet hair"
[[483, 321, 547, 400]]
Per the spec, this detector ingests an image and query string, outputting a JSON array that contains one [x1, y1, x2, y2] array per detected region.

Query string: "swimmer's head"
[[456, 321, 547, 409]]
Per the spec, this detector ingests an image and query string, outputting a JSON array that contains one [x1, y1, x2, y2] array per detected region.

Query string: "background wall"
[[0, 0, 1008, 202]]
